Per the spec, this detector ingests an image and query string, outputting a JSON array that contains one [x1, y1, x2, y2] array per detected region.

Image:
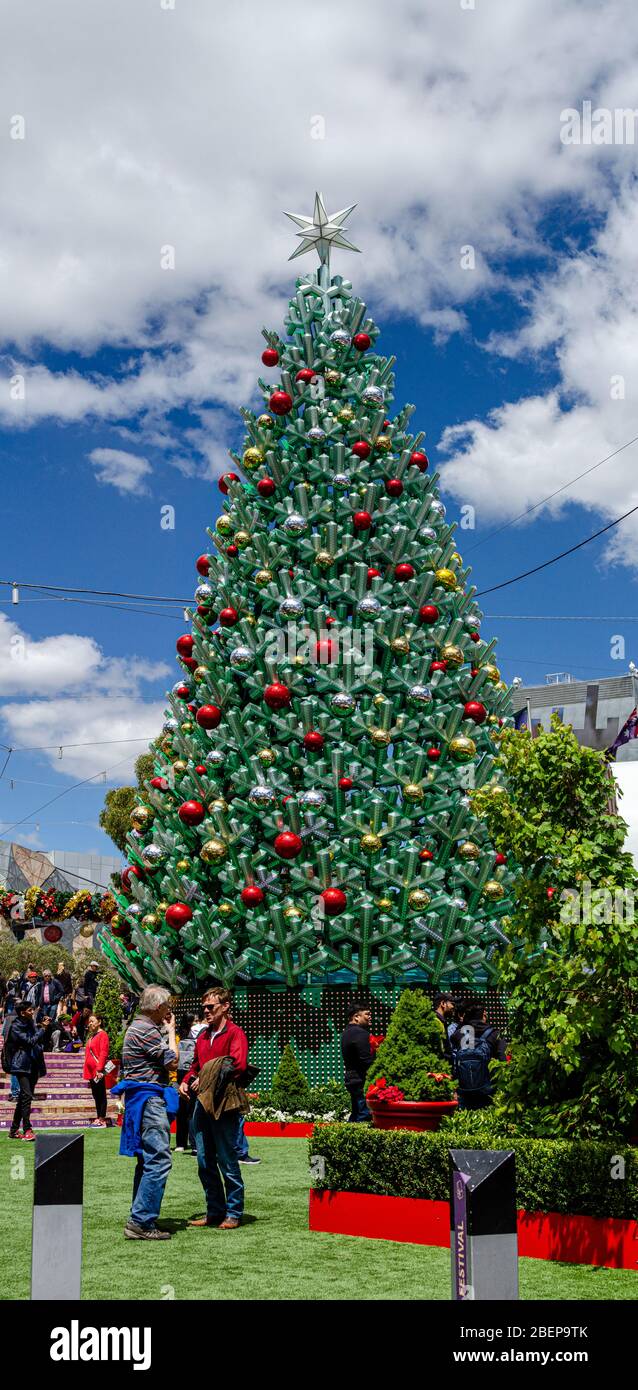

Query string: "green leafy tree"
[[472, 718, 638, 1139], [366, 988, 456, 1100], [99, 753, 154, 853], [270, 1042, 311, 1112], [100, 207, 515, 994], [93, 971, 124, 1059]]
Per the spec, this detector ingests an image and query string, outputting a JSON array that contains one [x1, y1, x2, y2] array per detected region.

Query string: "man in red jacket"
[[180, 987, 248, 1229]]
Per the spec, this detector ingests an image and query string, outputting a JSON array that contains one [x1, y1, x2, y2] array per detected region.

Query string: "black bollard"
[[31, 1134, 84, 1301], [449, 1148, 518, 1301]]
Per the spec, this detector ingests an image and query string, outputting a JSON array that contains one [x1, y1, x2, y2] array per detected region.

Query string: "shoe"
[[239, 1155, 260, 1164], [9, 1129, 22, 1139], [124, 1221, 171, 1240], [174, 1145, 185, 1152], [218, 1218, 241, 1229], [187, 1215, 220, 1227], [22, 1130, 35, 1142]]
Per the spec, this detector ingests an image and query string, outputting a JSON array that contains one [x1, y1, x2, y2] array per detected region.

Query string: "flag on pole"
[[514, 708, 528, 730], [605, 708, 638, 762]]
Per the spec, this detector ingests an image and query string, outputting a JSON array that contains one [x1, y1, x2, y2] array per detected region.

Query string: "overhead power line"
[[475, 500, 638, 597], [0, 578, 193, 605]]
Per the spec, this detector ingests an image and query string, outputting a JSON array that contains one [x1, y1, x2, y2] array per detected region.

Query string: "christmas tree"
[[100, 194, 515, 994]]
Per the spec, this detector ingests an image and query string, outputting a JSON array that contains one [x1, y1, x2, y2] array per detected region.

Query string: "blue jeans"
[[130, 1096, 172, 1230], [10, 1073, 20, 1100], [346, 1079, 371, 1122], [236, 1114, 249, 1159], [191, 1101, 244, 1223]]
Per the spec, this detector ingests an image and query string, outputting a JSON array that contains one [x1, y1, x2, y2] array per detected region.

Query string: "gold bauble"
[[244, 615, 256, 626], [295, 654, 306, 667], [403, 782, 424, 802], [200, 838, 228, 864], [449, 735, 476, 763], [180, 721, 193, 734], [160, 737, 173, 754], [375, 433, 392, 452], [208, 797, 228, 815], [495, 680, 507, 692], [434, 568, 458, 591], [457, 841, 480, 861], [488, 715, 500, 726], [369, 727, 391, 747], [172, 759, 187, 774], [375, 897, 392, 911], [483, 879, 505, 901], [441, 644, 463, 667], [175, 860, 190, 872], [234, 530, 251, 549], [194, 665, 208, 682], [391, 636, 410, 655], [324, 369, 341, 386], [110, 914, 120, 929], [242, 446, 264, 471], [218, 901, 233, 916], [483, 663, 500, 684], [338, 406, 355, 424], [141, 913, 159, 930], [315, 550, 334, 569], [157, 901, 169, 913], [255, 569, 273, 587], [373, 693, 388, 707], [130, 806, 152, 829], [216, 514, 233, 536], [258, 748, 276, 766], [450, 551, 462, 565], [408, 888, 431, 909], [257, 413, 273, 429], [490, 783, 507, 796], [361, 832, 382, 854], [283, 905, 303, 922]]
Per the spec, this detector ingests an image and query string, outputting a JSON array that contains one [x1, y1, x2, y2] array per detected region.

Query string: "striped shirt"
[[121, 1015, 176, 1084]]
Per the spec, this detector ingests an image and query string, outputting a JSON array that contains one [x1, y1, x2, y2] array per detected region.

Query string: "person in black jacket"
[[341, 1002, 373, 1122], [451, 1003, 507, 1109], [5, 1000, 51, 1140]]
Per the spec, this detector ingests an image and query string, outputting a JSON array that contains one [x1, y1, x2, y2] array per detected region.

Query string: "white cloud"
[[88, 447, 152, 495]]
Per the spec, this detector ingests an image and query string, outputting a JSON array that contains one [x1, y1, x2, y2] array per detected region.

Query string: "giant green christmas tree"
[[100, 194, 515, 994]]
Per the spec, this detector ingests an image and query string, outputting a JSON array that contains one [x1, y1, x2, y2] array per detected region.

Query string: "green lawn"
[[1, 1130, 637, 1301]]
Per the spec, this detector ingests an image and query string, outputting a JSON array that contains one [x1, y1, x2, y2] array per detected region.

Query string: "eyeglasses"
[[203, 1004, 218, 1012]]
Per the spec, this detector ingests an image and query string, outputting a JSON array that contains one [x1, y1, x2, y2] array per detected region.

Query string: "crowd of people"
[[341, 992, 507, 1122]]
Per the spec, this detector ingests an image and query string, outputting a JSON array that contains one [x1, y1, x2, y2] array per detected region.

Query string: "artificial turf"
[[1, 1130, 637, 1301]]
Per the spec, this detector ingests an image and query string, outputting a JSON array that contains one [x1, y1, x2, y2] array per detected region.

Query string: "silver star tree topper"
[[284, 192, 360, 274]]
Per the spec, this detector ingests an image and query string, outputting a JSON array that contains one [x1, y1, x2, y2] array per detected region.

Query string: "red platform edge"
[[308, 1189, 638, 1271], [245, 1121, 315, 1137]]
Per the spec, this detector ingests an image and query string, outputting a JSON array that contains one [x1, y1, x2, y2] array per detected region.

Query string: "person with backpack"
[[4, 999, 51, 1139], [451, 1003, 507, 1109]]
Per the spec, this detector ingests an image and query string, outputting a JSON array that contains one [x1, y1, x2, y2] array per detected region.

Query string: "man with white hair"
[[115, 985, 178, 1241]]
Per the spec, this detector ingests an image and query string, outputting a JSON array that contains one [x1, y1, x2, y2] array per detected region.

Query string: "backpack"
[[453, 1027, 495, 1094]]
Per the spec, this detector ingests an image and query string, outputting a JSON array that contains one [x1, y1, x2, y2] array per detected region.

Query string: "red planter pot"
[[368, 1097, 458, 1132]]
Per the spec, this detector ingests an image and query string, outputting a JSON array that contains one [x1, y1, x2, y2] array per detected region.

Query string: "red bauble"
[[218, 472, 239, 494], [182, 656, 197, 672], [352, 332, 371, 351], [394, 563, 415, 581], [367, 567, 381, 587], [241, 885, 265, 907], [338, 776, 353, 791], [196, 705, 222, 730], [226, 544, 239, 558], [320, 887, 347, 916], [351, 440, 371, 460], [427, 747, 441, 761], [195, 765, 207, 775], [261, 347, 279, 367], [269, 390, 293, 416], [295, 367, 316, 384], [274, 831, 303, 859], [494, 853, 507, 867], [469, 631, 481, 643], [150, 776, 169, 791], [257, 477, 276, 498], [430, 660, 448, 674], [409, 450, 429, 471], [43, 925, 62, 944], [464, 701, 487, 725], [175, 684, 190, 700], [470, 666, 480, 678], [419, 604, 439, 624], [176, 634, 194, 658], [219, 607, 239, 627], [315, 639, 337, 664], [304, 731, 325, 752], [178, 800, 206, 826], [121, 865, 145, 892], [264, 682, 292, 711], [165, 903, 193, 930], [385, 478, 403, 497], [547, 887, 555, 899], [419, 848, 434, 862], [196, 555, 210, 576], [325, 615, 336, 627], [353, 510, 372, 531]]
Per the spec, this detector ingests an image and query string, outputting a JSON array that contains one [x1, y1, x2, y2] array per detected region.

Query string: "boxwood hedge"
[[308, 1124, 638, 1221]]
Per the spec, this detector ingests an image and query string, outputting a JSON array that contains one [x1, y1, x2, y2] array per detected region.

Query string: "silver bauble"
[[195, 582, 213, 602], [162, 718, 179, 735], [206, 750, 225, 768], [361, 384, 384, 405], [330, 329, 350, 348], [357, 596, 381, 617], [248, 785, 276, 809], [141, 844, 167, 868], [450, 897, 467, 911], [298, 789, 326, 810], [429, 500, 446, 518], [229, 645, 253, 669], [307, 427, 326, 444], [126, 903, 142, 918], [284, 512, 307, 536], [332, 473, 351, 488], [407, 683, 433, 707], [279, 596, 304, 618], [331, 691, 356, 715], [419, 526, 437, 543]]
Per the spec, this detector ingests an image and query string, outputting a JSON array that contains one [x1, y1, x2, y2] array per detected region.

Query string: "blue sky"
[[2, 0, 638, 861]]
